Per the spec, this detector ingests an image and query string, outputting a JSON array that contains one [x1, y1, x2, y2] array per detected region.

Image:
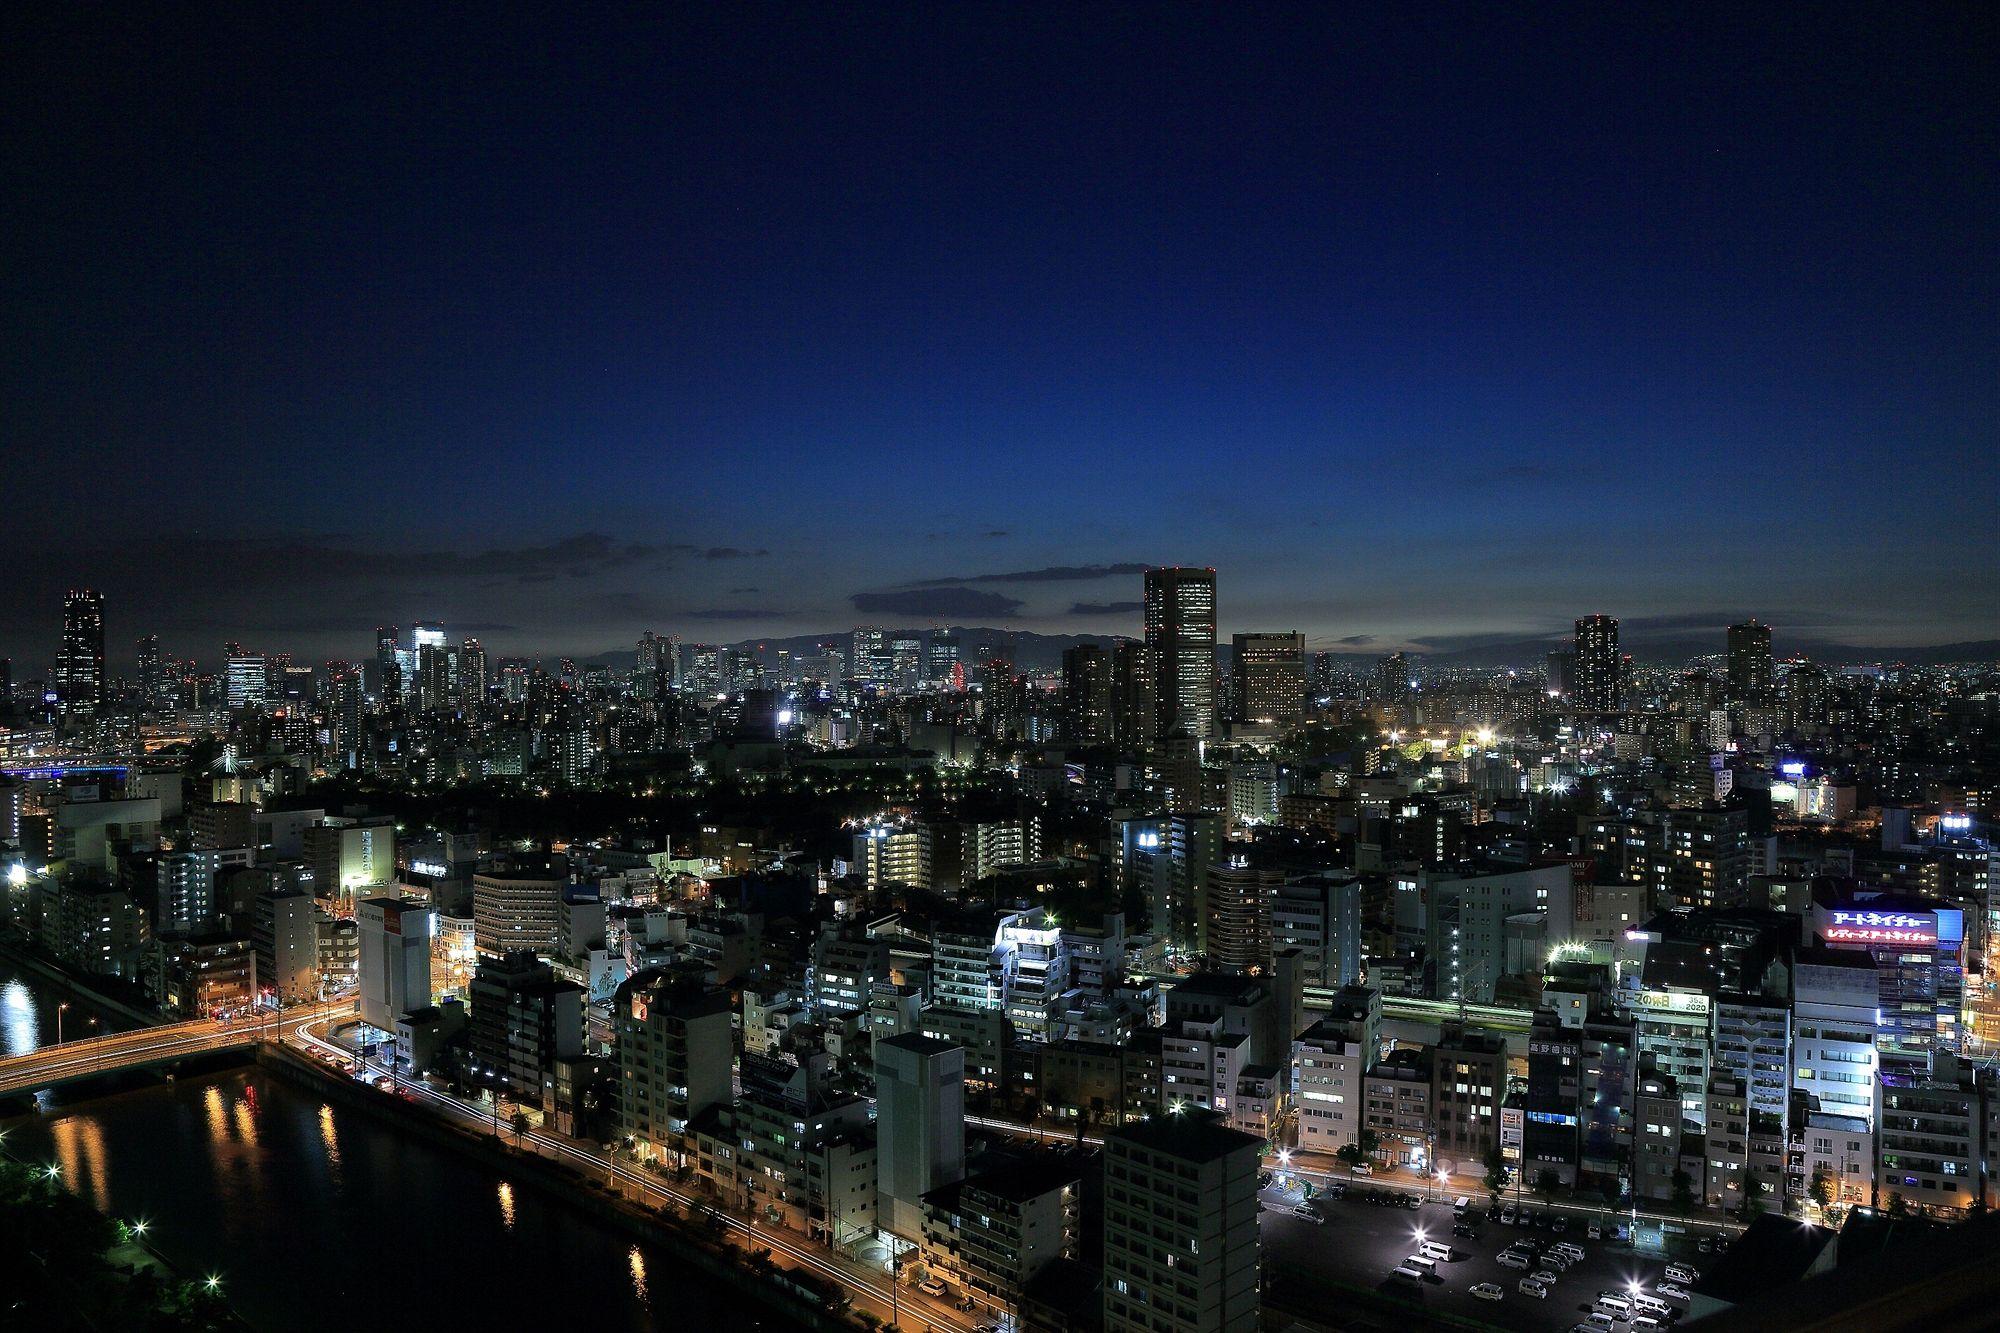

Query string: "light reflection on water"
[[629, 1244, 649, 1304], [497, 1180, 516, 1230], [2, 979, 38, 1055]]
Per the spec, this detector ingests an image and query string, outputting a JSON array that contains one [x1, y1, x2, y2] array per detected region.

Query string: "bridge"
[[0, 1002, 355, 1098]]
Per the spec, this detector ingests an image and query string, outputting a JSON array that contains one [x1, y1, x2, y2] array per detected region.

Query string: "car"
[[1350, 1163, 1373, 1177], [1500, 1205, 1518, 1225], [1551, 1215, 1568, 1233], [1324, 1181, 1347, 1199], [1553, 1242, 1585, 1260], [1405, 1255, 1438, 1276], [1632, 1318, 1665, 1331], [1471, 1283, 1504, 1302], [1518, 1278, 1549, 1299], [1595, 1294, 1633, 1317], [916, 1277, 949, 1298], [1664, 1264, 1699, 1286], [1539, 1255, 1572, 1273], [1498, 1252, 1530, 1270], [1391, 1264, 1424, 1284], [1532, 1269, 1560, 1286], [1419, 1241, 1453, 1262], [1402, 1193, 1422, 1209], [1586, 1222, 1604, 1240], [1583, 1315, 1617, 1332], [1289, 1206, 1325, 1225], [1698, 1237, 1714, 1254], [1658, 1283, 1691, 1302], [1452, 1222, 1480, 1239]]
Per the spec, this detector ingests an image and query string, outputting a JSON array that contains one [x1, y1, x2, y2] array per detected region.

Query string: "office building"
[[356, 896, 436, 1032], [1102, 1114, 1261, 1333], [304, 818, 395, 905], [1573, 614, 1620, 710], [473, 865, 566, 957], [1791, 947, 1881, 1129], [876, 1033, 967, 1240], [1271, 872, 1363, 991], [1203, 860, 1279, 972], [1727, 620, 1774, 703], [1144, 566, 1217, 740], [1230, 631, 1304, 729], [53, 589, 105, 717], [1062, 644, 1114, 744]]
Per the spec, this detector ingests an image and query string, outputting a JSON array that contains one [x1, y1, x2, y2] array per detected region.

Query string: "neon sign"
[[1825, 909, 1935, 946]]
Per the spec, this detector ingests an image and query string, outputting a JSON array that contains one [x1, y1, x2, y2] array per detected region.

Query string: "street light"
[[57, 1001, 68, 1045]]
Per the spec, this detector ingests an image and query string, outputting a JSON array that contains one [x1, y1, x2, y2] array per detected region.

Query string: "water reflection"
[[2, 979, 37, 1055], [318, 1104, 342, 1179], [628, 1245, 648, 1304], [49, 1115, 111, 1212], [497, 1181, 516, 1230]]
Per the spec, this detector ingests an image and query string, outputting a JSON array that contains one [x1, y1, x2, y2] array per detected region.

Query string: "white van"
[[1633, 1293, 1669, 1317], [1665, 1263, 1698, 1286], [1452, 1195, 1473, 1216], [1552, 1242, 1585, 1262], [1391, 1264, 1424, 1284], [1418, 1240, 1452, 1262], [1595, 1294, 1632, 1317], [1405, 1255, 1438, 1276]]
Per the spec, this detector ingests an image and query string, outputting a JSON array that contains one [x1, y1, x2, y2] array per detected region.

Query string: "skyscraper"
[[1143, 567, 1217, 740], [54, 589, 105, 717], [1573, 614, 1621, 710], [1062, 644, 1114, 744], [1111, 640, 1156, 746], [1727, 620, 1773, 703], [374, 626, 400, 701], [927, 633, 959, 684], [458, 638, 487, 703], [225, 650, 269, 711], [135, 634, 163, 707], [1230, 631, 1305, 728]]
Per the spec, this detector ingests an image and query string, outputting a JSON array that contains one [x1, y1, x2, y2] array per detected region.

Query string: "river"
[[0, 961, 792, 1333]]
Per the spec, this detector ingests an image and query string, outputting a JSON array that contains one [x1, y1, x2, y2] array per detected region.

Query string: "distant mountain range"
[[585, 627, 1999, 672]]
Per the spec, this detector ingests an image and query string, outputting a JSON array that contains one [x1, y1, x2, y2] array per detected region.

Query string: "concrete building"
[[875, 1033, 966, 1240], [1271, 872, 1362, 992], [252, 888, 319, 1003], [472, 865, 566, 957], [1792, 947, 1881, 1129], [1432, 1022, 1508, 1167], [468, 950, 584, 1101], [616, 971, 734, 1161], [1102, 1114, 1261, 1333], [920, 1156, 1081, 1312], [356, 896, 435, 1032], [1292, 985, 1381, 1154]]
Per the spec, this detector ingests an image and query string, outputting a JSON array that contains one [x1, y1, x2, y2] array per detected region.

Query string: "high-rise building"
[[1144, 567, 1217, 740], [1376, 651, 1411, 704], [54, 589, 105, 717], [374, 625, 401, 701], [1293, 985, 1381, 1154], [1230, 631, 1304, 728], [1062, 644, 1114, 744], [850, 627, 894, 687], [356, 896, 436, 1032], [459, 638, 487, 703], [927, 634, 959, 684], [1110, 641, 1156, 746], [1102, 1114, 1261, 1333], [1727, 620, 1774, 703], [225, 651, 268, 711], [136, 634, 164, 707], [472, 865, 565, 957], [468, 949, 584, 1098], [875, 1033, 966, 1239], [1573, 614, 1621, 710]]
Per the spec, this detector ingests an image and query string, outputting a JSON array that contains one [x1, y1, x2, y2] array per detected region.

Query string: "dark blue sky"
[[4, 5, 1995, 666]]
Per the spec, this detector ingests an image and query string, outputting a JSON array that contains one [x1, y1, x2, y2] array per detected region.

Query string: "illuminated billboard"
[[1820, 908, 1937, 947]]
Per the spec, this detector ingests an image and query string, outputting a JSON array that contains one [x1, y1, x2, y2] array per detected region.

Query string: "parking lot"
[[1261, 1186, 1717, 1333]]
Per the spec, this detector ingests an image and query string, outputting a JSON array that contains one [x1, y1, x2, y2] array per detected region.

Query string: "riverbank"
[[0, 936, 160, 1030], [257, 1044, 853, 1331]]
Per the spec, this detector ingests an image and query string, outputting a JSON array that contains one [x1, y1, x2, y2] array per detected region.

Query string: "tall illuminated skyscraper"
[[1727, 620, 1773, 703], [1573, 614, 1621, 710], [54, 589, 106, 717], [1231, 631, 1304, 728], [1143, 567, 1217, 740]]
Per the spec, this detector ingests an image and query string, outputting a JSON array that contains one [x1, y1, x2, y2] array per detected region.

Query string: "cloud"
[[699, 547, 768, 560], [906, 562, 1149, 587], [681, 608, 789, 621], [1068, 601, 1143, 616], [982, 530, 1010, 539], [1333, 634, 1376, 645], [851, 588, 1024, 618]]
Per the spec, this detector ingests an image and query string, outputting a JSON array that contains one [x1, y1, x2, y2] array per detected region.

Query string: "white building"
[[356, 897, 436, 1032], [875, 1033, 966, 1241]]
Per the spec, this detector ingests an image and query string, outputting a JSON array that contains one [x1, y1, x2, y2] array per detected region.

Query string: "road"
[[283, 1012, 981, 1333]]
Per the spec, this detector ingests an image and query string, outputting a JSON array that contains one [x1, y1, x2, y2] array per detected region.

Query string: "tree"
[[1808, 1168, 1835, 1210], [1887, 1191, 1910, 1218], [1533, 1169, 1562, 1205], [510, 1109, 531, 1142], [1483, 1147, 1509, 1202], [1335, 1143, 1365, 1178], [1669, 1169, 1696, 1216]]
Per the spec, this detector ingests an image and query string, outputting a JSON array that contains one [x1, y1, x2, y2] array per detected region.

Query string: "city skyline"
[[4, 8, 1995, 661]]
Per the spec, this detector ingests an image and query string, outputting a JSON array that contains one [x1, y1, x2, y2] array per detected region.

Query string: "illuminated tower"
[[1144, 567, 1217, 740]]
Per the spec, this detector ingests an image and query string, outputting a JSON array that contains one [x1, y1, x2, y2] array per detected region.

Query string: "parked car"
[[1471, 1283, 1503, 1302], [1498, 1252, 1530, 1270], [1391, 1264, 1424, 1284], [1532, 1270, 1559, 1287], [1665, 1264, 1699, 1286], [1452, 1222, 1480, 1239], [1586, 1221, 1604, 1240], [1659, 1283, 1691, 1302], [1289, 1206, 1325, 1225], [917, 1277, 949, 1298], [1551, 1215, 1568, 1233], [1350, 1163, 1373, 1177], [1518, 1278, 1549, 1299]]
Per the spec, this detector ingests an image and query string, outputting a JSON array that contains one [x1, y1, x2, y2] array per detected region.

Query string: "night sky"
[[5, 6, 1995, 668]]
